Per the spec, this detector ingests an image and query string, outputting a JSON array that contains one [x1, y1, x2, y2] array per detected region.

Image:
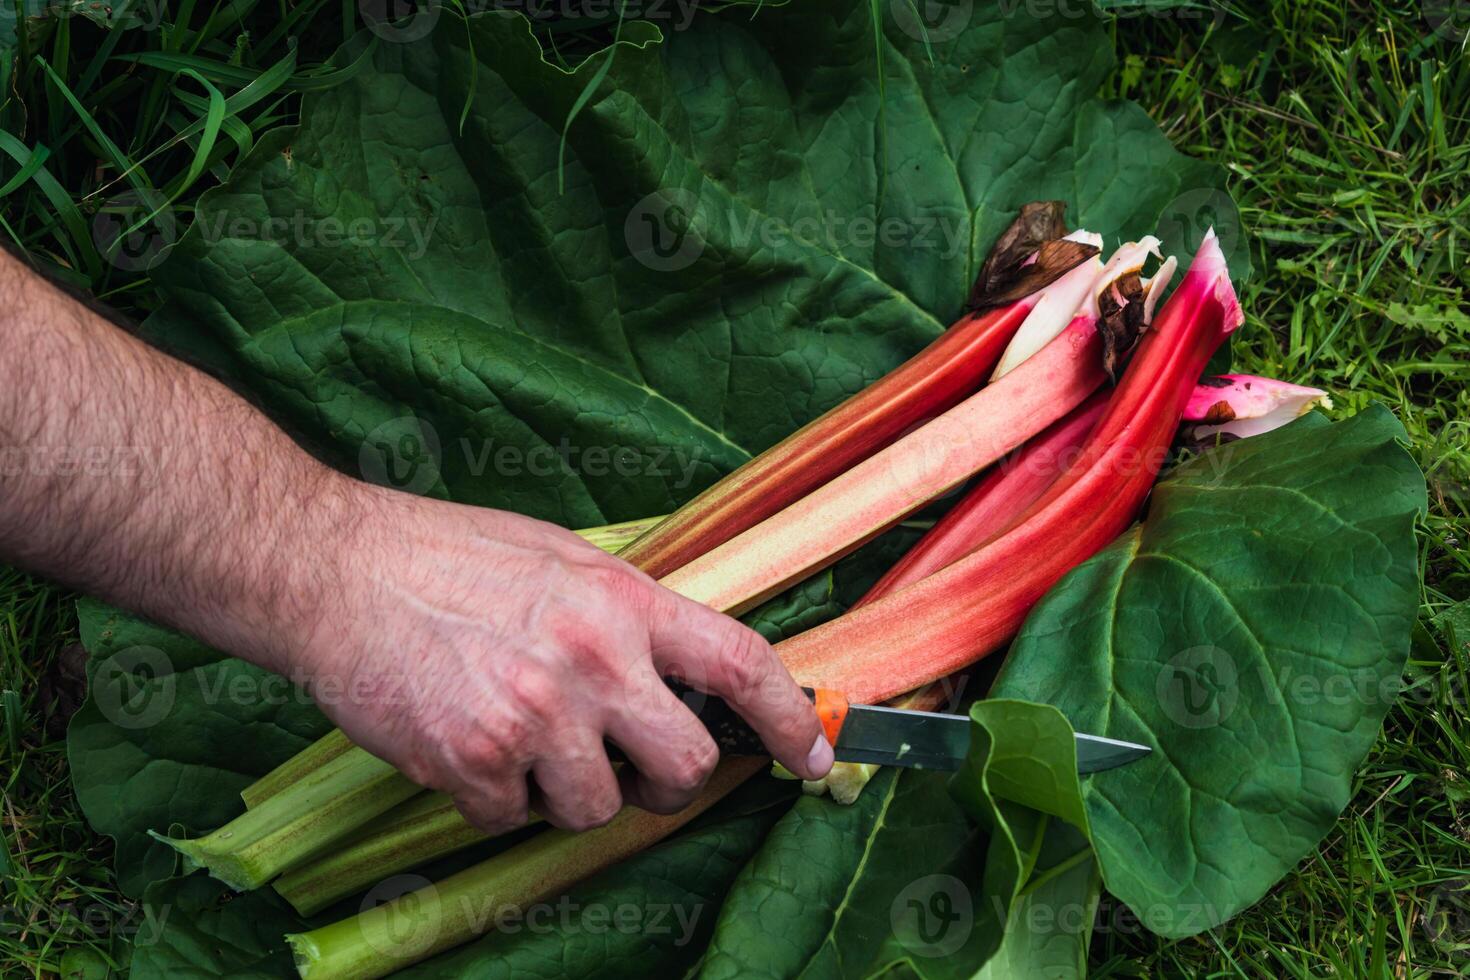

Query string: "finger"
[[449, 772, 532, 836], [646, 590, 832, 781], [606, 670, 720, 814], [529, 735, 623, 832]]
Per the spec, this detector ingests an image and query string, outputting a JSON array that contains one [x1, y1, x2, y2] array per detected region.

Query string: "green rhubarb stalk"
[[287, 758, 764, 980], [573, 514, 668, 553], [152, 744, 420, 891], [241, 728, 356, 809], [273, 792, 542, 916]]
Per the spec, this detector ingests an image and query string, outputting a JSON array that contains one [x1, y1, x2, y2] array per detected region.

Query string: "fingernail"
[[805, 732, 834, 779]]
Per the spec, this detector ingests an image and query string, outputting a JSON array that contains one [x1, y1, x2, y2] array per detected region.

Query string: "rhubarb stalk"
[[1185, 374, 1332, 440], [282, 233, 1238, 979], [274, 791, 510, 916], [152, 749, 420, 891], [659, 313, 1107, 614], [574, 515, 670, 553], [780, 230, 1242, 702], [618, 204, 1098, 580], [287, 759, 765, 980], [865, 390, 1108, 598], [242, 728, 355, 809]]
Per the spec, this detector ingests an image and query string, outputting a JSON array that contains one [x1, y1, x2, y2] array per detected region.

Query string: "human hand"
[[287, 479, 834, 834]]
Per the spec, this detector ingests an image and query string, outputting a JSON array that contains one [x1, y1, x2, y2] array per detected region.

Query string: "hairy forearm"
[[0, 248, 358, 674]]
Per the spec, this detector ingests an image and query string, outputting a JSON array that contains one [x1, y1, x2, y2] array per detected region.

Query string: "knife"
[[670, 684, 1151, 775]]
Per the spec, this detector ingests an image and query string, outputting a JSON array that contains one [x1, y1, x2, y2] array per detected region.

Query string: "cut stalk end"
[[147, 828, 268, 891], [286, 932, 322, 980]]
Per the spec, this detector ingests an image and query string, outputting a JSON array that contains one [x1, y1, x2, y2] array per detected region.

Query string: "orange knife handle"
[[808, 688, 850, 747], [626, 681, 852, 759]]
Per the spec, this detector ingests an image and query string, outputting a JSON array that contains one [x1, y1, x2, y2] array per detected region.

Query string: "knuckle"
[[456, 793, 528, 835], [459, 717, 530, 773], [588, 562, 648, 611], [505, 662, 559, 721], [397, 756, 437, 789], [663, 738, 719, 794], [461, 734, 511, 772], [719, 628, 773, 695]]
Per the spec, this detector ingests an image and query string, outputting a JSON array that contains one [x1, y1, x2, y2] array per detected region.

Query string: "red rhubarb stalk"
[[620, 207, 1102, 580], [619, 300, 1035, 579], [659, 313, 1110, 614], [864, 390, 1109, 599], [779, 231, 1243, 702]]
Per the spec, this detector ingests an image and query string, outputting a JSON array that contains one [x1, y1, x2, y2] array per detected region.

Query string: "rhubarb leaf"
[[699, 769, 988, 980], [948, 701, 1095, 971], [72, 0, 1239, 906], [983, 405, 1425, 936], [67, 599, 335, 896], [128, 877, 303, 979], [971, 821, 1098, 980]]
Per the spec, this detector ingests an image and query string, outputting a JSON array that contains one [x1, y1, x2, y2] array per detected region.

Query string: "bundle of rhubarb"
[[152, 206, 1268, 980]]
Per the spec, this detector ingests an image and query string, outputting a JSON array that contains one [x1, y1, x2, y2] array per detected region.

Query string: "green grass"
[[0, 2, 1467, 977], [1093, 2, 1470, 976]]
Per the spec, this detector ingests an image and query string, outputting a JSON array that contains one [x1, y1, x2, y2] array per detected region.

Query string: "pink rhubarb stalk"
[[1185, 373, 1332, 440], [659, 313, 1109, 614], [864, 390, 1109, 599], [618, 300, 1036, 579], [779, 231, 1243, 702]]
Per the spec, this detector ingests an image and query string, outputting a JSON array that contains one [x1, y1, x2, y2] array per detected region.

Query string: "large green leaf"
[[138, 3, 1240, 529], [962, 407, 1424, 937], [699, 768, 987, 980], [971, 821, 1098, 980], [68, 598, 336, 896], [63, 1, 1256, 974]]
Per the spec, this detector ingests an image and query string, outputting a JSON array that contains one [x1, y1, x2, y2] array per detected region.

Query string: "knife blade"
[[825, 698, 1150, 774], [669, 684, 1150, 775]]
